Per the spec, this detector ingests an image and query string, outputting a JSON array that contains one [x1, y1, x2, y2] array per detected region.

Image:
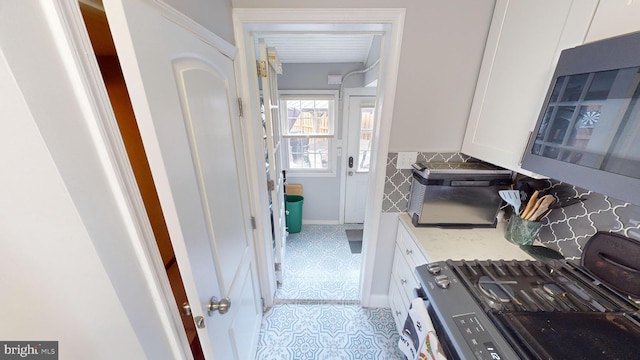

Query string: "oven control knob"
[[426, 264, 441, 275], [435, 275, 450, 289]]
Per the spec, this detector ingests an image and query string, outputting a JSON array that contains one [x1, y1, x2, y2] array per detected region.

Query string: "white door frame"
[[340, 87, 378, 224], [232, 8, 405, 307]]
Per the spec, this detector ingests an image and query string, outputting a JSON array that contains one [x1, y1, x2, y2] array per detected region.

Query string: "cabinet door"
[[462, 0, 597, 177], [586, 1, 640, 43]]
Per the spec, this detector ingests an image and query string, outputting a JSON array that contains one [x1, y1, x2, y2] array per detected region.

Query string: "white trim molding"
[[233, 7, 406, 308]]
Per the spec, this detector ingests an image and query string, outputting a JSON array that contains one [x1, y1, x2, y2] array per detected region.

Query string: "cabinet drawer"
[[392, 245, 419, 303], [396, 222, 428, 268], [388, 277, 407, 333]]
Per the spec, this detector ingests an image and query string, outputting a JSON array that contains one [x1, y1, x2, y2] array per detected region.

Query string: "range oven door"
[[399, 298, 450, 360]]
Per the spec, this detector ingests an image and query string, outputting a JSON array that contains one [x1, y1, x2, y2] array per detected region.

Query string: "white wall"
[[0, 2, 185, 358], [0, 51, 147, 359], [233, 0, 496, 152], [279, 62, 364, 222], [164, 0, 235, 44]]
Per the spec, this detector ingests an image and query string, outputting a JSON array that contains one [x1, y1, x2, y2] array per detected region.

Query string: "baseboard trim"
[[364, 294, 389, 308], [301, 220, 341, 225]]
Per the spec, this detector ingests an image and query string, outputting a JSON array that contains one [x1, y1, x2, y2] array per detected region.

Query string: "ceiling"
[[256, 33, 376, 64], [79, 2, 377, 65]]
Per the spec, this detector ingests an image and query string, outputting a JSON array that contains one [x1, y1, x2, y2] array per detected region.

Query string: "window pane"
[[357, 107, 375, 172], [284, 99, 333, 136], [286, 137, 330, 170]]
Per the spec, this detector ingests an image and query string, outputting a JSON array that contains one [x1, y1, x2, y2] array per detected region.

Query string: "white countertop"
[[398, 213, 532, 262]]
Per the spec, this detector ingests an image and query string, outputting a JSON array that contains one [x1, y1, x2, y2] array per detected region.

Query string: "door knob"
[[207, 296, 231, 316], [181, 302, 192, 316]]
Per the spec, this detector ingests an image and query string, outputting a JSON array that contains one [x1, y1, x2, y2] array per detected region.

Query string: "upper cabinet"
[[462, 0, 598, 177], [585, 0, 640, 43]]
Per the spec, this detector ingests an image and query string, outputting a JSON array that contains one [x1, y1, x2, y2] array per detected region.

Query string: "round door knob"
[[348, 171, 354, 176], [181, 302, 192, 316], [207, 296, 231, 316]]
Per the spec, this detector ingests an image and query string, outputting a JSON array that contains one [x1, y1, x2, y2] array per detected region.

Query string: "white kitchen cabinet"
[[586, 0, 640, 43], [388, 219, 428, 333], [462, 0, 597, 177]]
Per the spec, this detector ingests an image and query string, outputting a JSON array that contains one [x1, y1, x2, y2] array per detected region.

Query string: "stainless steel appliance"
[[413, 232, 640, 359], [522, 31, 640, 205], [408, 162, 512, 228]]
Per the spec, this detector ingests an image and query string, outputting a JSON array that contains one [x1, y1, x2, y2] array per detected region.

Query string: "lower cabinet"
[[388, 220, 428, 333]]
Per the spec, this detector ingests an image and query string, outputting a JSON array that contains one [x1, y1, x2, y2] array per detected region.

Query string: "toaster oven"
[[407, 162, 512, 227]]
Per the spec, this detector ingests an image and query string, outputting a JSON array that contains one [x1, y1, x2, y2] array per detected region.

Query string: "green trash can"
[[285, 195, 304, 233]]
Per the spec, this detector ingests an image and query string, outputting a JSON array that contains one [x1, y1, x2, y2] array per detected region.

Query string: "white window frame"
[[280, 90, 339, 177]]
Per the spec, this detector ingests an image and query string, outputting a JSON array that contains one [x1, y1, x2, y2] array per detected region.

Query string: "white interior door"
[[344, 94, 377, 223], [258, 40, 286, 285], [104, 1, 262, 359]]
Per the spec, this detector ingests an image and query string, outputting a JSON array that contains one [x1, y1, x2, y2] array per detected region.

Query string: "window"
[[356, 105, 375, 172], [281, 93, 336, 174]]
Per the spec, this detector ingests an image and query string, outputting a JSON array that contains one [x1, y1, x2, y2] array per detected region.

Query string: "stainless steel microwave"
[[522, 31, 640, 205]]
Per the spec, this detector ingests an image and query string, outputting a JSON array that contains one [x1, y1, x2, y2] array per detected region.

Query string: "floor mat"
[[345, 229, 363, 254]]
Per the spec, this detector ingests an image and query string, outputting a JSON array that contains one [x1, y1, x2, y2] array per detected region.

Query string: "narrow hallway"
[[276, 224, 361, 301], [255, 225, 404, 359]]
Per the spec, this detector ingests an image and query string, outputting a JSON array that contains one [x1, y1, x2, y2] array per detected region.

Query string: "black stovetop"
[[416, 259, 640, 359]]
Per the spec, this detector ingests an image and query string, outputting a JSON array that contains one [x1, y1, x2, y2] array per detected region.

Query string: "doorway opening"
[[234, 8, 405, 308], [254, 35, 379, 303]]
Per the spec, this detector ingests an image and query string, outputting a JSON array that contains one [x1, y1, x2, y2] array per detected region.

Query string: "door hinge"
[[267, 179, 275, 191], [237, 98, 243, 117], [250, 216, 257, 230], [261, 297, 265, 310], [257, 60, 267, 78], [274, 262, 281, 271]]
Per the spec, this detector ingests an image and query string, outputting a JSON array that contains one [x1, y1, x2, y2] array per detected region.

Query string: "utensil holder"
[[505, 214, 541, 246]]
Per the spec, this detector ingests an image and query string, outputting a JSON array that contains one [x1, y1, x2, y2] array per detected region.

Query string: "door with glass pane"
[[258, 40, 286, 286], [344, 95, 376, 223]]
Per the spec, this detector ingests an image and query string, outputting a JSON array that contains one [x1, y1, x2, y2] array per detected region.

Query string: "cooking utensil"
[[582, 232, 640, 299], [528, 195, 555, 221], [499, 189, 521, 214], [520, 190, 539, 219]]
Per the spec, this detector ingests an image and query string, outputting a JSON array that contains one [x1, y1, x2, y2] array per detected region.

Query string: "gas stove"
[[415, 257, 640, 359]]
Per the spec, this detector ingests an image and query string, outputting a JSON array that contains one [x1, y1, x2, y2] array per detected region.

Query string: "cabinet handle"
[[406, 249, 413, 255], [400, 279, 407, 285]]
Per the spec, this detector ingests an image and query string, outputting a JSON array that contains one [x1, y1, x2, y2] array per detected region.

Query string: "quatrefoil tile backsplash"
[[382, 152, 640, 261]]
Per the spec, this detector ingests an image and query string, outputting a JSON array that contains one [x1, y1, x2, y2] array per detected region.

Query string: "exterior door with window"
[[105, 1, 262, 358], [345, 94, 376, 223]]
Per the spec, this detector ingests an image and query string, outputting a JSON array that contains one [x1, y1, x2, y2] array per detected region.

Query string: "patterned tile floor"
[[255, 303, 404, 359], [275, 224, 362, 301], [256, 225, 405, 359]]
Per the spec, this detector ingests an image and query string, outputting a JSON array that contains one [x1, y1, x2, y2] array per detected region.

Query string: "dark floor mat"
[[345, 229, 363, 254]]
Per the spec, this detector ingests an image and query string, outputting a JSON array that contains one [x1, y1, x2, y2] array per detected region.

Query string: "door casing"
[[233, 8, 406, 308]]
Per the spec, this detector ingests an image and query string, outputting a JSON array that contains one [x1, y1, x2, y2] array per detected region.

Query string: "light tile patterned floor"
[[276, 224, 362, 301], [255, 304, 404, 359], [257, 225, 405, 359]]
